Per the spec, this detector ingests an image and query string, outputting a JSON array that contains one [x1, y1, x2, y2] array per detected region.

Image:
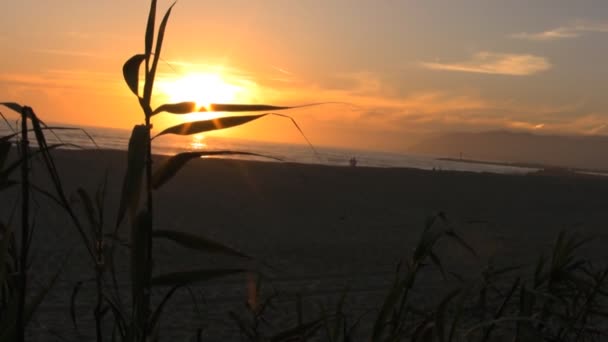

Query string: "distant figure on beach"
[[349, 156, 358, 167]]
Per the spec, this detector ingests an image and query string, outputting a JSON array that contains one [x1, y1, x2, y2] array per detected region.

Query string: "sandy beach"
[[3, 148, 608, 340]]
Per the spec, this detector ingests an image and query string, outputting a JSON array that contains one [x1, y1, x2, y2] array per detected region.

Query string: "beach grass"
[[1, 0, 608, 341]]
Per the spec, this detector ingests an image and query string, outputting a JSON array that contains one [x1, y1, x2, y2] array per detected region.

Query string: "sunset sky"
[[1, 0, 607, 151]]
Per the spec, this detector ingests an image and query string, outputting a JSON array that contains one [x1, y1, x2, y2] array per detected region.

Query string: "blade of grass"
[[154, 114, 268, 137], [153, 113, 321, 161], [131, 210, 151, 337], [123, 54, 146, 97], [0, 140, 10, 169], [116, 125, 148, 229], [148, 285, 181, 333], [0, 102, 23, 115], [146, 2, 176, 114], [152, 229, 250, 259], [144, 0, 156, 61], [151, 150, 282, 189]]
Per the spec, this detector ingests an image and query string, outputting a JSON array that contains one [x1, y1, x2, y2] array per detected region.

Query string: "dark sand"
[[3, 149, 608, 340]]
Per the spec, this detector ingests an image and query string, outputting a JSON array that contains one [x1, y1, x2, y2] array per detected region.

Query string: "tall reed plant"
[[115, 0, 320, 340]]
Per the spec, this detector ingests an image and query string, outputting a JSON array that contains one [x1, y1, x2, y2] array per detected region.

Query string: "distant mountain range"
[[408, 130, 608, 171]]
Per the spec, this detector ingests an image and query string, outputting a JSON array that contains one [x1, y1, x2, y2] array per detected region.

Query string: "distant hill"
[[409, 130, 608, 171]]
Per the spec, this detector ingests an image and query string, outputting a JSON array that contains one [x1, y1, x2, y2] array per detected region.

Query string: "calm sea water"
[[0, 123, 537, 175]]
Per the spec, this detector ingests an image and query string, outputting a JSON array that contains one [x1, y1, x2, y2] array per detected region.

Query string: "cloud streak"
[[31, 48, 113, 59], [511, 22, 608, 41], [421, 52, 551, 76]]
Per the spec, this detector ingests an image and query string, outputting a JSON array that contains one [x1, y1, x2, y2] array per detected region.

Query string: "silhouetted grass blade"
[[0, 222, 12, 286], [149, 2, 175, 90], [205, 104, 293, 112], [145, 0, 156, 60], [0, 140, 10, 170], [25, 256, 65, 324], [152, 101, 196, 116], [116, 125, 148, 228], [152, 229, 251, 259], [151, 268, 248, 287], [77, 188, 98, 235], [270, 318, 324, 342], [372, 280, 403, 340], [123, 54, 146, 97], [131, 210, 151, 330], [434, 289, 461, 342], [154, 114, 267, 137], [152, 150, 282, 189], [0, 103, 23, 115], [69, 281, 84, 331], [148, 285, 181, 334], [0, 143, 68, 181]]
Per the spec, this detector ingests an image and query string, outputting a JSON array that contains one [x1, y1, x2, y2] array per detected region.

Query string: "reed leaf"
[[25, 256, 65, 324], [482, 277, 521, 342], [372, 280, 403, 340], [0, 140, 10, 170], [69, 280, 85, 331], [148, 285, 181, 334], [153, 229, 250, 259], [434, 289, 461, 342], [147, 2, 175, 106], [131, 210, 151, 332], [205, 103, 293, 112], [23, 110, 95, 259], [154, 114, 267, 137], [152, 101, 197, 115], [123, 54, 146, 97], [0, 222, 12, 286], [154, 113, 321, 160], [152, 150, 282, 189], [0, 102, 23, 115], [145, 0, 156, 61], [152, 102, 333, 116], [151, 268, 248, 287], [76, 188, 99, 236], [116, 125, 148, 228]]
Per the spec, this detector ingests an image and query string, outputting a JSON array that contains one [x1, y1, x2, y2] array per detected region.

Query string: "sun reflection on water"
[[190, 133, 207, 150]]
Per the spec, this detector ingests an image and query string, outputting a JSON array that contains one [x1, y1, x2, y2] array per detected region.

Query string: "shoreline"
[[437, 156, 608, 177]]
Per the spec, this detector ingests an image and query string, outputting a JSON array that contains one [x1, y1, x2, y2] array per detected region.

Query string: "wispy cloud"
[[421, 52, 551, 76], [267, 71, 598, 140], [0, 69, 121, 93], [31, 48, 113, 59], [511, 22, 608, 41]]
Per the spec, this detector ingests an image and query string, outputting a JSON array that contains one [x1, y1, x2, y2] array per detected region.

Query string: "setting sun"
[[157, 72, 244, 110]]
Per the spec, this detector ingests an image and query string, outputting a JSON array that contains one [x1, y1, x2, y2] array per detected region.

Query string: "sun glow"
[[157, 72, 244, 110]]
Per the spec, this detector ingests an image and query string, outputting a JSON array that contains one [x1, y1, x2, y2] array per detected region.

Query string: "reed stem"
[[17, 107, 30, 342]]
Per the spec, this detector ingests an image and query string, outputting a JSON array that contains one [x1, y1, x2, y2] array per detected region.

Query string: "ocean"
[[1, 123, 537, 175]]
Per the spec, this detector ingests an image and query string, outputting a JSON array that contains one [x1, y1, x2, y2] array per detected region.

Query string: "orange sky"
[[1, 0, 607, 152]]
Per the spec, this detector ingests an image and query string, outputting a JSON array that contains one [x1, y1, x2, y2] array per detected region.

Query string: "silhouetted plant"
[[115, 0, 322, 340], [0, 104, 94, 340]]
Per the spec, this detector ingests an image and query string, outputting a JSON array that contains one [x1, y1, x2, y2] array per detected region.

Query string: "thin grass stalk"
[[143, 118, 153, 340], [141, 2, 157, 336], [16, 107, 30, 342], [140, 22, 155, 338], [94, 229, 103, 342]]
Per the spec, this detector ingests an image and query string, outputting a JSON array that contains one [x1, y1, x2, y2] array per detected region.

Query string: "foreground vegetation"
[[1, 1, 607, 341]]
